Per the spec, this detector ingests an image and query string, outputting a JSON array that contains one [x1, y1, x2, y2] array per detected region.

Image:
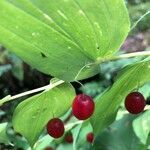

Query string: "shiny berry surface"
[[46, 118, 64, 138], [86, 132, 94, 143], [65, 134, 73, 143], [125, 92, 146, 114], [72, 94, 95, 120]]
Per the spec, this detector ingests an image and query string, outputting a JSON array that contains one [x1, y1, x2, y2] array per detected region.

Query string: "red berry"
[[72, 94, 95, 120], [45, 147, 54, 150], [125, 92, 146, 114], [86, 132, 94, 143], [46, 118, 64, 138], [65, 134, 73, 143]]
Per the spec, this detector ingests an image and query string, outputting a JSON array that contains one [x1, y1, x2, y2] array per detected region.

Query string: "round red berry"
[[72, 94, 95, 120], [46, 118, 64, 138], [86, 132, 94, 143], [125, 92, 146, 114], [45, 147, 54, 150], [65, 134, 73, 143]]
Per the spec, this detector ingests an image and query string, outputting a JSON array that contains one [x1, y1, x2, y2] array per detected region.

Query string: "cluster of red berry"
[[45, 132, 94, 150], [46, 94, 95, 143], [45, 91, 146, 149]]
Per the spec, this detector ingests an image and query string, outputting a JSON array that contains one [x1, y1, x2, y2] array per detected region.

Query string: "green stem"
[[0, 80, 64, 106], [0, 51, 150, 106], [96, 51, 150, 64], [65, 121, 83, 131]]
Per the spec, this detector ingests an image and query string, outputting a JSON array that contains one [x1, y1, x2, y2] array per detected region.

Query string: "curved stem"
[[1, 51, 150, 106], [96, 51, 150, 64], [65, 121, 83, 131], [0, 80, 64, 105], [130, 11, 150, 31]]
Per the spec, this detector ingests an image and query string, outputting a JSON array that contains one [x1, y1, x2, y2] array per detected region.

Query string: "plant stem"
[[1, 51, 150, 105], [96, 51, 150, 64], [0, 80, 64, 105], [65, 121, 83, 131]]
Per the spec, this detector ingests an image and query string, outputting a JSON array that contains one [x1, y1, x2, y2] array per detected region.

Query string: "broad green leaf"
[[93, 114, 145, 150], [30, 0, 130, 57], [0, 122, 9, 144], [0, 0, 130, 81], [12, 83, 75, 146], [91, 60, 150, 135], [133, 109, 150, 145]]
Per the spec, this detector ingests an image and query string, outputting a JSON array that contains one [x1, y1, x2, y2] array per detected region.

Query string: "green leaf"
[[146, 135, 150, 149], [33, 135, 53, 150], [0, 122, 9, 144], [30, 0, 130, 57], [133, 109, 150, 145], [72, 121, 92, 150], [91, 60, 150, 135], [12, 83, 75, 146], [94, 114, 145, 150], [0, 0, 130, 81], [139, 83, 150, 99], [57, 144, 73, 150], [72, 123, 82, 150]]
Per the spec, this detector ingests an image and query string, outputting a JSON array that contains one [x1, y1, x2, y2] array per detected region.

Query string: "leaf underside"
[[0, 0, 130, 81]]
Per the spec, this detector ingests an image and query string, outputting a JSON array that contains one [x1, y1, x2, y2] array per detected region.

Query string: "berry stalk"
[[1, 51, 150, 106], [0, 80, 64, 106]]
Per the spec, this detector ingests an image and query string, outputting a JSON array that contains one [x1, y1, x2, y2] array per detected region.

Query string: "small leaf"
[[0, 122, 9, 144], [33, 135, 53, 150], [72, 123, 83, 150], [91, 60, 150, 135], [12, 83, 75, 146], [72, 121, 92, 150], [133, 109, 150, 145]]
